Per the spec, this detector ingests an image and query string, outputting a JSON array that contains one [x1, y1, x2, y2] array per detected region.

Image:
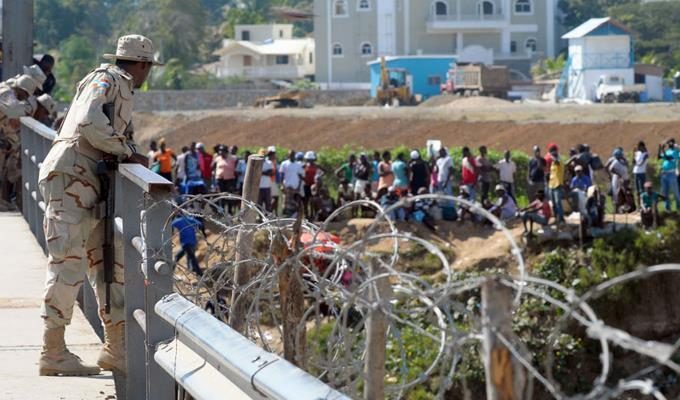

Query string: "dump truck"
[[440, 63, 510, 98], [376, 57, 416, 106]]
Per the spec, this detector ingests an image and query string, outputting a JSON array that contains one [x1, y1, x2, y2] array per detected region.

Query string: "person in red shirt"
[[303, 151, 326, 216], [544, 143, 558, 179], [520, 190, 552, 236], [461, 146, 479, 201], [196, 142, 213, 189]]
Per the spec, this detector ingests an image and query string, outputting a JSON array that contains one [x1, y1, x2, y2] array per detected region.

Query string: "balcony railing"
[[572, 52, 632, 70], [428, 12, 505, 22], [243, 65, 310, 79]]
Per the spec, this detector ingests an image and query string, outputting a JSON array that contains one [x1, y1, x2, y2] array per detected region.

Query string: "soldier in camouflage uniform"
[[38, 35, 160, 376], [0, 72, 40, 204], [34, 93, 58, 127]]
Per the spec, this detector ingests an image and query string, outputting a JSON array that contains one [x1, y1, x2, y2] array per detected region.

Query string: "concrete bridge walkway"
[[0, 212, 115, 400]]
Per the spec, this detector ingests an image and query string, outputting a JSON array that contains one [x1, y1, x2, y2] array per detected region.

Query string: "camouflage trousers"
[[39, 172, 124, 329]]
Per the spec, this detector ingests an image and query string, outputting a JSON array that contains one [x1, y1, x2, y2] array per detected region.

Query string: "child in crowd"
[[315, 187, 336, 222], [411, 187, 436, 231], [380, 186, 406, 222], [519, 190, 551, 236], [585, 185, 606, 229], [640, 181, 665, 229], [456, 186, 479, 223]]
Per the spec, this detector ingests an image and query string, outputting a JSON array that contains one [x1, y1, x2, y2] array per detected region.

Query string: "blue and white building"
[[558, 17, 635, 101]]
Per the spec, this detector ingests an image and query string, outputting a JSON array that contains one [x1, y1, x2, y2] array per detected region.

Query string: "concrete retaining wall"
[[133, 89, 370, 111]]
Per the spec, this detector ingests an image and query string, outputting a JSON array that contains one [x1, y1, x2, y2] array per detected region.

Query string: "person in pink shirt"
[[461, 146, 479, 201], [212, 145, 238, 213], [378, 151, 394, 196]]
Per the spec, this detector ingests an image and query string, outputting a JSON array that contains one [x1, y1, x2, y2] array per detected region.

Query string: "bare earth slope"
[[134, 102, 680, 155]]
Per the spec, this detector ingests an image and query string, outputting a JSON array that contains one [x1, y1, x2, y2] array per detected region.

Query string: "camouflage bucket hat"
[[37, 94, 57, 116], [12, 75, 38, 95], [103, 34, 164, 65], [22, 65, 46, 89]]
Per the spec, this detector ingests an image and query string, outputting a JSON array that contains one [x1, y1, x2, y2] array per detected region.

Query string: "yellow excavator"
[[376, 57, 415, 106]]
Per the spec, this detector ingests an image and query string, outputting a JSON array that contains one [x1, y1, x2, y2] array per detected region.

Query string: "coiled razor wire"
[[140, 192, 680, 399]]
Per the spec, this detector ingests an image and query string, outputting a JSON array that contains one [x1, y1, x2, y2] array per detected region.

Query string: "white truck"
[[595, 75, 645, 103]]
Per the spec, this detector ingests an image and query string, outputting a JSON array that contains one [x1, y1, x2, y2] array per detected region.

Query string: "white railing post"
[[118, 173, 146, 400], [142, 186, 174, 400], [115, 163, 175, 400]]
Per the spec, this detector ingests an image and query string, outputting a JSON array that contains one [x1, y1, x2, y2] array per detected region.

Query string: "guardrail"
[[20, 117, 349, 400]]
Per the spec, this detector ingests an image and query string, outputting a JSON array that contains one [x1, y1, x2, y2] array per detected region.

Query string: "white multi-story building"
[[208, 24, 315, 81], [314, 0, 562, 88]]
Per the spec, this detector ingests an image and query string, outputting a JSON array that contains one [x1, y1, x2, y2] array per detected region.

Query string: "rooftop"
[[562, 17, 634, 39]]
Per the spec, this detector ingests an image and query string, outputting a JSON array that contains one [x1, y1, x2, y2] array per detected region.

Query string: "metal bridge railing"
[[20, 117, 348, 400]]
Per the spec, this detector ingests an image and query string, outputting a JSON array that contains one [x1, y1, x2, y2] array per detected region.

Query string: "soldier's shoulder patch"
[[91, 79, 111, 89]]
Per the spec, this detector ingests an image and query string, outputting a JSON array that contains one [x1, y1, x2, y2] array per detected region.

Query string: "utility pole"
[[1, 0, 34, 80]]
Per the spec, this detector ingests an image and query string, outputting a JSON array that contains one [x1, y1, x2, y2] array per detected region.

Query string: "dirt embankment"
[[135, 109, 680, 156]]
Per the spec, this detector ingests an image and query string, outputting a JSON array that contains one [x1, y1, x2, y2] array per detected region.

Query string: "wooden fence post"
[[229, 155, 264, 333], [274, 210, 307, 367], [364, 262, 392, 400], [481, 277, 527, 400]]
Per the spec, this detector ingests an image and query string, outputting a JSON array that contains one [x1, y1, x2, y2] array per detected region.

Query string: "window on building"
[[428, 76, 442, 86], [434, 1, 448, 16], [478, 0, 494, 15], [276, 55, 290, 65], [358, 0, 370, 10], [525, 38, 537, 52], [332, 43, 343, 57], [241, 30, 250, 41], [361, 42, 373, 56], [334, 0, 348, 16], [510, 41, 517, 53], [514, 0, 532, 14], [279, 30, 284, 38], [309, 52, 313, 64]]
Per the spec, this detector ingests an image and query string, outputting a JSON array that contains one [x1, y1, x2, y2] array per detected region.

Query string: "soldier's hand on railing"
[[124, 152, 150, 166]]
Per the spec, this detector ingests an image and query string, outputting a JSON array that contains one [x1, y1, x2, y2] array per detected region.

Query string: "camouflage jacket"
[[39, 64, 138, 190]]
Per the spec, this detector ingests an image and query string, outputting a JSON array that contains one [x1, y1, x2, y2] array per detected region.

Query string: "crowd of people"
[[155, 137, 680, 236], [0, 55, 58, 207]]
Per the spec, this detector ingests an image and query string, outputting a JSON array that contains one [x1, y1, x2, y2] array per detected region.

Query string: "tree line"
[[35, 0, 312, 100]]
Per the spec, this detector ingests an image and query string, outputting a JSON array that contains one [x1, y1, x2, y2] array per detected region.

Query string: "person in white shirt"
[[435, 148, 453, 194], [489, 184, 518, 221], [607, 148, 630, 208], [633, 141, 648, 200], [147, 140, 157, 167], [174, 146, 189, 185], [258, 148, 274, 212], [279, 150, 305, 215], [495, 150, 517, 200]]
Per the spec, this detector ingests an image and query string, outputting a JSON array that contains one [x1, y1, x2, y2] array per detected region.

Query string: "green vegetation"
[[35, 0, 313, 100], [531, 54, 567, 79], [390, 215, 680, 398]]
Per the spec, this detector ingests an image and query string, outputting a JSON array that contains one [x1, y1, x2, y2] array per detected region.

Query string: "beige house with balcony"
[[314, 0, 562, 88], [209, 24, 315, 81]]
